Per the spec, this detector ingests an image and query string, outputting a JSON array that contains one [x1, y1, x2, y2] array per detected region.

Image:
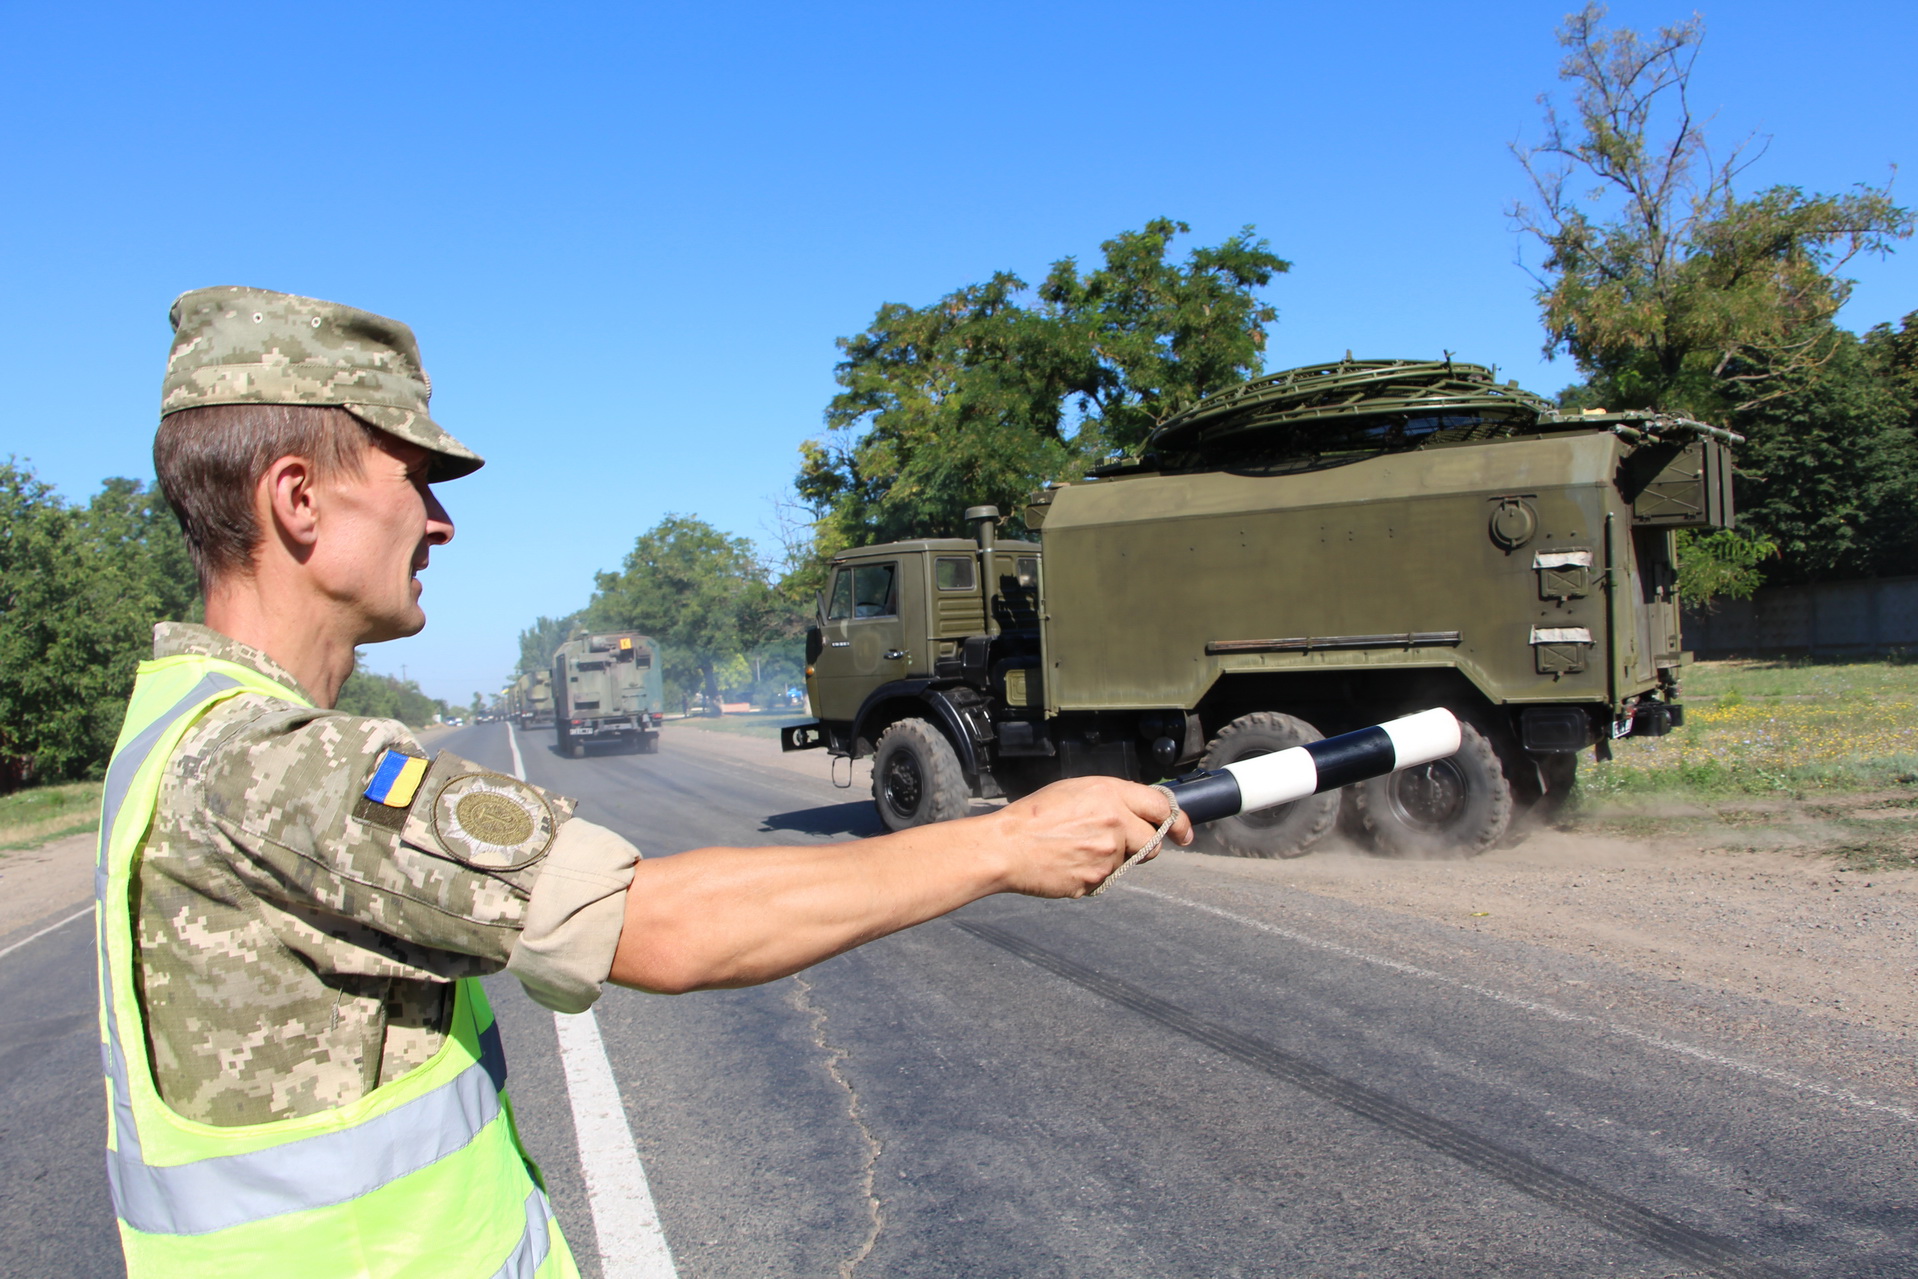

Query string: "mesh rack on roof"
[[1142, 358, 1559, 464]]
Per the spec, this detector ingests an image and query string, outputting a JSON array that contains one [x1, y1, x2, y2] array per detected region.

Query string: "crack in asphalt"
[[788, 974, 884, 1278]]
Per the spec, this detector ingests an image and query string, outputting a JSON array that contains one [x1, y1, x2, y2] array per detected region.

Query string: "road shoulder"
[[0, 831, 97, 945]]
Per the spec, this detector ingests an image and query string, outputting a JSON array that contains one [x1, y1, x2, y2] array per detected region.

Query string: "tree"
[[1673, 529, 1776, 606], [0, 463, 200, 786], [1731, 329, 1918, 582], [798, 219, 1288, 551], [585, 515, 783, 711], [1038, 219, 1288, 453], [334, 658, 449, 727], [1511, 4, 1911, 419], [516, 611, 582, 676]]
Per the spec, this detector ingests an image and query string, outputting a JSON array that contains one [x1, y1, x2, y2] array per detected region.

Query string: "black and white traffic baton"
[[1166, 707, 1463, 824], [1090, 708, 1462, 895]]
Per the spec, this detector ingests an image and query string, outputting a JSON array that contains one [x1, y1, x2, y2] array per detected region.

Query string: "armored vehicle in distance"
[[553, 631, 664, 757], [509, 670, 556, 730], [784, 358, 1738, 855]]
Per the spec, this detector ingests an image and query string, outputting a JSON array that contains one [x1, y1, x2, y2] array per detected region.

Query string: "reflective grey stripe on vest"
[[97, 673, 246, 1173], [107, 1029, 511, 1236], [99, 675, 515, 1237], [493, 1189, 558, 1279], [93, 673, 245, 902]]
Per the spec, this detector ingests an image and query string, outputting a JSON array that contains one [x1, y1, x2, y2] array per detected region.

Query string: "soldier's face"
[[312, 434, 455, 643]]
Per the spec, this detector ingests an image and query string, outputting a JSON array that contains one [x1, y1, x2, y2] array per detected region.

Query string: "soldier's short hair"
[[154, 404, 378, 594]]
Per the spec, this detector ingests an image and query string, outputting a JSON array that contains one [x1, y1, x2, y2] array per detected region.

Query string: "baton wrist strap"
[[1087, 784, 1180, 898]]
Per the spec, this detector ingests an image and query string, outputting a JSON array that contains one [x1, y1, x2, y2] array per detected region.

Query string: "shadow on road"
[[759, 802, 887, 839]]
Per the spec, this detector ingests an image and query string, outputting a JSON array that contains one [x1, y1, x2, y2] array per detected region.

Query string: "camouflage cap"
[[162, 286, 484, 481]]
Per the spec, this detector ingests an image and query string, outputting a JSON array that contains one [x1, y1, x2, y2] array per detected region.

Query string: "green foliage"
[[0, 462, 201, 786], [653, 645, 708, 713], [333, 656, 450, 728], [1038, 220, 1288, 454], [516, 612, 582, 676], [1512, 5, 1912, 420], [586, 515, 788, 709], [1674, 529, 1776, 604], [798, 219, 1288, 550], [1731, 326, 1918, 582]]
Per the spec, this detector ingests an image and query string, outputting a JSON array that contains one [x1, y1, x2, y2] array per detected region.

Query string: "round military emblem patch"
[[432, 773, 556, 870]]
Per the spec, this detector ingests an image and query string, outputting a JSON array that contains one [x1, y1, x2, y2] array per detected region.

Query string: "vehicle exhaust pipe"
[[965, 505, 998, 552]]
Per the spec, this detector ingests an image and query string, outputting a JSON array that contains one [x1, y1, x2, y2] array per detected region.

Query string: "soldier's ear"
[[261, 455, 320, 552]]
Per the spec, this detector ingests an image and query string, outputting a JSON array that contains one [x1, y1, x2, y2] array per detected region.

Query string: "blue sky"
[[3, 1, 1912, 702]]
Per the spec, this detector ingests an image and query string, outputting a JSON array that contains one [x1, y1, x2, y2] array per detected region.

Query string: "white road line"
[[506, 722, 678, 1277], [1122, 883, 1918, 1125], [554, 1010, 678, 1279], [0, 905, 94, 961]]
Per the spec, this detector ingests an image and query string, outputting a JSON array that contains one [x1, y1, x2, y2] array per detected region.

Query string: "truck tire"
[[1353, 720, 1512, 856], [873, 718, 970, 831], [638, 732, 660, 755], [1194, 712, 1340, 858]]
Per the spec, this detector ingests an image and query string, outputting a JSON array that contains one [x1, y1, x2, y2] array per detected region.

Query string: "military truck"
[[508, 670, 556, 730], [552, 631, 664, 757], [782, 358, 1738, 856]]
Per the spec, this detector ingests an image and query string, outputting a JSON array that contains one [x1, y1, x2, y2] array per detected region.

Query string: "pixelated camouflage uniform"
[[137, 623, 636, 1127]]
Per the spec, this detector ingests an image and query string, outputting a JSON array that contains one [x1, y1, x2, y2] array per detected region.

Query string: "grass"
[[1583, 656, 1918, 799], [1569, 656, 1918, 868], [661, 709, 811, 742], [0, 780, 102, 851]]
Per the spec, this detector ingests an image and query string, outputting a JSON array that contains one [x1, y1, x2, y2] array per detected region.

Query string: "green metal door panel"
[[930, 555, 985, 639], [813, 559, 911, 720]]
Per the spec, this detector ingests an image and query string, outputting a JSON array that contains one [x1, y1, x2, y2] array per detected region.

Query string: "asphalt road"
[[3, 720, 1912, 1277]]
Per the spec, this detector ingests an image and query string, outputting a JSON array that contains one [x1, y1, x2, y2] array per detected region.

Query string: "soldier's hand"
[[986, 776, 1193, 898]]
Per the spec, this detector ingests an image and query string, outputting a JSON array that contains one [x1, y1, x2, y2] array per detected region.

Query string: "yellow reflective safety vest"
[[96, 653, 580, 1278]]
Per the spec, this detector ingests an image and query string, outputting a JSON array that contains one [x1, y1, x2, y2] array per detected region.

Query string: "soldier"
[[95, 286, 1188, 1278]]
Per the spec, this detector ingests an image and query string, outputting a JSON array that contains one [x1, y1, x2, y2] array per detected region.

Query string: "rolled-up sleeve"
[[506, 819, 641, 1013]]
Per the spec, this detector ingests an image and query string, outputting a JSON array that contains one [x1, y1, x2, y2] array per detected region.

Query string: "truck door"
[[813, 559, 907, 722]]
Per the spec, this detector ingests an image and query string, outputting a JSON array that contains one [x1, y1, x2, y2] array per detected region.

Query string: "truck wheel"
[[638, 733, 660, 755], [873, 719, 970, 831], [1354, 720, 1512, 856], [1195, 712, 1339, 858], [565, 737, 585, 759]]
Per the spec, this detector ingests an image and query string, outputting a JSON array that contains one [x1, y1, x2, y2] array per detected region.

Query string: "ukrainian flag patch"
[[364, 750, 429, 808]]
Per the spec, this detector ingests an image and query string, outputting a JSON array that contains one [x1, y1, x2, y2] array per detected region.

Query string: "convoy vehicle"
[[552, 631, 664, 757], [508, 670, 556, 730], [782, 358, 1738, 856]]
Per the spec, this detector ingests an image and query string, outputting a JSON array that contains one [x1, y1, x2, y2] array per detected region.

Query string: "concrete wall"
[[1683, 576, 1918, 657]]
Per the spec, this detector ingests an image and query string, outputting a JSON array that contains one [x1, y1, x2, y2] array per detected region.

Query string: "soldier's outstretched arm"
[[607, 776, 1191, 995]]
